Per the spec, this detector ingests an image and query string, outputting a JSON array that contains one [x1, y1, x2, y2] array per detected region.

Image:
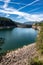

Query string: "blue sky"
[[0, 0, 43, 23]]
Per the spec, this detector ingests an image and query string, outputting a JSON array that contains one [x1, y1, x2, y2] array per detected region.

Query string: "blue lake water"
[[0, 28, 37, 51]]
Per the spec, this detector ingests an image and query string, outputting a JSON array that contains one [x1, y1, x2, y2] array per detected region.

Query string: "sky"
[[0, 0, 43, 23]]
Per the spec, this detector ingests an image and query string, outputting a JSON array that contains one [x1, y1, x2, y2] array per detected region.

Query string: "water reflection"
[[0, 37, 5, 51], [0, 28, 37, 51]]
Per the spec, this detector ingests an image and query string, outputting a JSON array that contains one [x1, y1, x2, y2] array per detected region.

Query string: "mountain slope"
[[0, 17, 17, 27]]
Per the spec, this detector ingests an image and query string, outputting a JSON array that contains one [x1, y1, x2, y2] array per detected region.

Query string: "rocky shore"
[[0, 43, 38, 65]]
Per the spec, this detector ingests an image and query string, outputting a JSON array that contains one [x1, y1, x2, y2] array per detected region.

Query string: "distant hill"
[[0, 17, 17, 27], [24, 21, 39, 25], [0, 17, 42, 29]]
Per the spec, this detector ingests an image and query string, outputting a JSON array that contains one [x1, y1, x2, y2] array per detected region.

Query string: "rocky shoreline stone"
[[0, 43, 38, 65]]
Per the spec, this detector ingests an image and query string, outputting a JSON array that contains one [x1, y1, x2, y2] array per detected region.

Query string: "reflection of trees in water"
[[0, 37, 5, 51]]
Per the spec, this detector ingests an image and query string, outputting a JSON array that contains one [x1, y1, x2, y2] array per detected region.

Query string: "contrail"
[[18, 0, 39, 10], [0, 0, 26, 5], [9, 2, 26, 5], [28, 7, 40, 13]]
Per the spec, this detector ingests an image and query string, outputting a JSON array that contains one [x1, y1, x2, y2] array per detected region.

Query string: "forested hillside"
[[0, 17, 17, 27]]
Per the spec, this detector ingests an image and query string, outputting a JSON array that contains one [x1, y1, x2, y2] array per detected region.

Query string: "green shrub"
[[39, 49, 43, 54], [36, 22, 43, 54], [30, 57, 43, 65]]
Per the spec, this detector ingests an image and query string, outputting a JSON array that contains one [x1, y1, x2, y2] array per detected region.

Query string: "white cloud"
[[0, 0, 26, 17], [0, 0, 43, 22], [3, 0, 10, 8], [0, 8, 43, 22], [0, 0, 11, 17], [5, 14, 10, 17], [18, 0, 39, 10]]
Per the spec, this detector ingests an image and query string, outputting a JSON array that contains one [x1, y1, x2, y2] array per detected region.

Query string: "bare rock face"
[[0, 44, 38, 65]]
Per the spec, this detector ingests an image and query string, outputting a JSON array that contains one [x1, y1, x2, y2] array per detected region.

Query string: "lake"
[[0, 28, 37, 52]]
